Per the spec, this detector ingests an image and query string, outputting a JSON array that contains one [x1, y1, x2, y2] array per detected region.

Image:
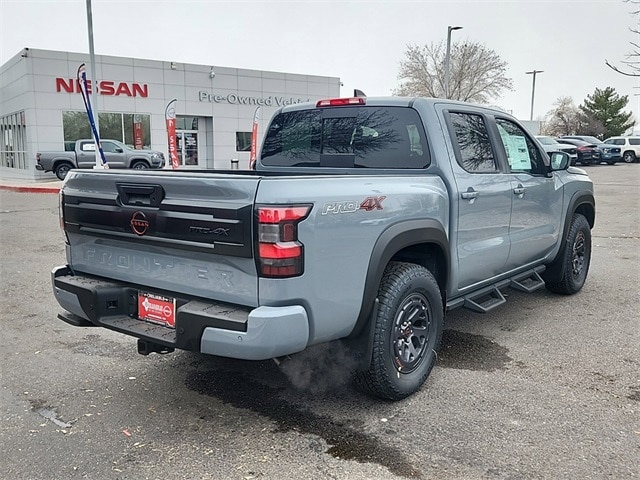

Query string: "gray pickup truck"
[[36, 139, 166, 180], [51, 97, 595, 400]]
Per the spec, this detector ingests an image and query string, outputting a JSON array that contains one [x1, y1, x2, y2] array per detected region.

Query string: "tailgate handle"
[[116, 183, 164, 207]]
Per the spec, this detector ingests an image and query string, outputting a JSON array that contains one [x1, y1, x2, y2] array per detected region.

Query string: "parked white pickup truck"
[[36, 139, 165, 180]]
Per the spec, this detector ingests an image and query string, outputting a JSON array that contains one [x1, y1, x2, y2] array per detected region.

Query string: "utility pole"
[[525, 69, 543, 121]]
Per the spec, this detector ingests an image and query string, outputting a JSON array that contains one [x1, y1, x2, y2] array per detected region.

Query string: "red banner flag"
[[165, 99, 179, 169], [133, 114, 143, 150], [249, 106, 261, 169]]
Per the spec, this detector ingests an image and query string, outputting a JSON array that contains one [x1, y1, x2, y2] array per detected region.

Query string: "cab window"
[[448, 112, 498, 173], [495, 119, 546, 175]]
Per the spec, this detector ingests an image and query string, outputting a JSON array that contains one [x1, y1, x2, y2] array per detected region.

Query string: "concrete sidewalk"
[[0, 177, 62, 194]]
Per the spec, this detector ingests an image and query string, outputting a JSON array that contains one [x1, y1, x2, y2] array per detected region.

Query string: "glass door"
[[176, 130, 199, 166]]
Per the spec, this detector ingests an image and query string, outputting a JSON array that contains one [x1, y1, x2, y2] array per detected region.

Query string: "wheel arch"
[[346, 219, 449, 342], [543, 190, 595, 283], [129, 157, 150, 167], [53, 158, 75, 170]]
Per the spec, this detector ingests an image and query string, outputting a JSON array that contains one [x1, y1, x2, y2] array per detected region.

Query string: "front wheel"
[[623, 151, 636, 163], [544, 213, 591, 295], [354, 262, 443, 401], [131, 161, 149, 170]]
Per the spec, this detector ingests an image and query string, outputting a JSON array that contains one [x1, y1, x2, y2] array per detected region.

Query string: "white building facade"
[[0, 48, 341, 180]]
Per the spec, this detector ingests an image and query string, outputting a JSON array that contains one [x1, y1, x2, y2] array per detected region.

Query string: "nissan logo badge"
[[130, 211, 149, 236]]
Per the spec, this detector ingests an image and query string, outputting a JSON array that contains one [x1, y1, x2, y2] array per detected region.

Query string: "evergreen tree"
[[579, 87, 635, 137]]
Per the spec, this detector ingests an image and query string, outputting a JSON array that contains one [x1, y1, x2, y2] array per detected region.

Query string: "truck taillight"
[[58, 191, 69, 244], [256, 205, 311, 278]]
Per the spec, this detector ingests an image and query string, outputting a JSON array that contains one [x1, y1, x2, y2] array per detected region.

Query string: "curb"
[[0, 185, 61, 194]]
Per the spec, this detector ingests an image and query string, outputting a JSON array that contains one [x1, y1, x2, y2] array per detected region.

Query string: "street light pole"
[[525, 69, 543, 121], [445, 25, 463, 99]]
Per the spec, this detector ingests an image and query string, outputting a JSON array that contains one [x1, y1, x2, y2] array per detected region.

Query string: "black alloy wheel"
[[392, 292, 431, 374]]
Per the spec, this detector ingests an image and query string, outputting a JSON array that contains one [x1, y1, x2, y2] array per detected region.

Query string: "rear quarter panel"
[[255, 175, 449, 344]]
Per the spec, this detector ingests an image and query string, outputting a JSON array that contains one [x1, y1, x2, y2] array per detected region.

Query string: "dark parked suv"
[[556, 138, 601, 165], [560, 135, 621, 165]]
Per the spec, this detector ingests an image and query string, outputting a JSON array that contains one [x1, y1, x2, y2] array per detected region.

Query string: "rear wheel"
[[54, 162, 73, 180], [623, 151, 636, 163], [545, 213, 591, 295], [354, 262, 443, 400]]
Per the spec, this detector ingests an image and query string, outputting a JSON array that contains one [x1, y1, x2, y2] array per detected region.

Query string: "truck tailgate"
[[61, 170, 260, 307]]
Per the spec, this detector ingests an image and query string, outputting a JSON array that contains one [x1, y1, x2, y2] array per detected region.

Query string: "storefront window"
[[0, 111, 27, 169], [236, 132, 252, 152], [176, 117, 198, 130], [63, 111, 151, 149]]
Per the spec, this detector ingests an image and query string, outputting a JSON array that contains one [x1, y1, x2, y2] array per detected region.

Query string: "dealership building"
[[0, 48, 341, 180]]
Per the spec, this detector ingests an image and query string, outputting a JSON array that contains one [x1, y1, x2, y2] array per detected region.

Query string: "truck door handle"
[[513, 185, 525, 196], [461, 189, 479, 201]]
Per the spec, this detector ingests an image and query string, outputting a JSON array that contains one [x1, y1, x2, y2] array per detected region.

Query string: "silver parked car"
[[536, 135, 578, 165]]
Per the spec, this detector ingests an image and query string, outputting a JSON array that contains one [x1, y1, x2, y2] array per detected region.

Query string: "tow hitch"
[[137, 339, 174, 356]]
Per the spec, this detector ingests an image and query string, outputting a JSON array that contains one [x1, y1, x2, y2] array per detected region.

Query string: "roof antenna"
[[354, 89, 366, 97]]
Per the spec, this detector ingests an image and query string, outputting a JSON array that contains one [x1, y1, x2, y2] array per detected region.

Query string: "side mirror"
[[549, 151, 569, 171]]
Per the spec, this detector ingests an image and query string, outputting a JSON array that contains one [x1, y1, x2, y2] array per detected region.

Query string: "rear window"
[[630, 138, 640, 145], [261, 106, 430, 168]]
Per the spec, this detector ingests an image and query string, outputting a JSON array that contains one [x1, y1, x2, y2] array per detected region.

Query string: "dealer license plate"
[[138, 291, 176, 328]]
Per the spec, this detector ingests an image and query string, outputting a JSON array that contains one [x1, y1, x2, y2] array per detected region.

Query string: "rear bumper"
[[51, 265, 309, 360]]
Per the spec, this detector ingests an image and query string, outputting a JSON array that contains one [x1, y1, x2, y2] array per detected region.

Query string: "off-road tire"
[[545, 213, 591, 295], [54, 162, 73, 180], [354, 261, 443, 401]]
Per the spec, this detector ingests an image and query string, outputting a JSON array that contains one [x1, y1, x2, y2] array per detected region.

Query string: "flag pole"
[[85, 0, 102, 168], [249, 106, 261, 170]]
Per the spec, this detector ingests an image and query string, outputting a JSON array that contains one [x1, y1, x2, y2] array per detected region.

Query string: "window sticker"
[[497, 124, 532, 170]]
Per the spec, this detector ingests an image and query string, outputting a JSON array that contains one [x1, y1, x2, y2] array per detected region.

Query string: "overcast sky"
[[1, 0, 639, 124]]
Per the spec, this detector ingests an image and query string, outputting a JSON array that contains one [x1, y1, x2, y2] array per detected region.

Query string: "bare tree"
[[605, 0, 640, 76], [542, 97, 605, 136], [395, 41, 513, 103]]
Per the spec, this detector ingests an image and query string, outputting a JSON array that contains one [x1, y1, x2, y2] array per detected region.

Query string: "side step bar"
[[510, 270, 545, 293], [448, 266, 546, 313], [464, 286, 506, 313]]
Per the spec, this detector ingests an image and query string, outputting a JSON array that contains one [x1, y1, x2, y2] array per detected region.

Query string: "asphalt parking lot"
[[0, 164, 638, 480]]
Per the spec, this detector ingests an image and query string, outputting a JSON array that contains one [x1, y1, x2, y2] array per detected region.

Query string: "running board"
[[463, 286, 506, 313], [447, 266, 547, 313]]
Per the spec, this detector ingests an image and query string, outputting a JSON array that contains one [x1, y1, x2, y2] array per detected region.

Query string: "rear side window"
[[630, 138, 640, 145], [261, 106, 429, 168], [80, 142, 96, 152], [448, 112, 497, 173]]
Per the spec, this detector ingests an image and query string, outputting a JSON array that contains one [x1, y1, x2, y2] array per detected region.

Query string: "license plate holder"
[[137, 291, 176, 328]]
